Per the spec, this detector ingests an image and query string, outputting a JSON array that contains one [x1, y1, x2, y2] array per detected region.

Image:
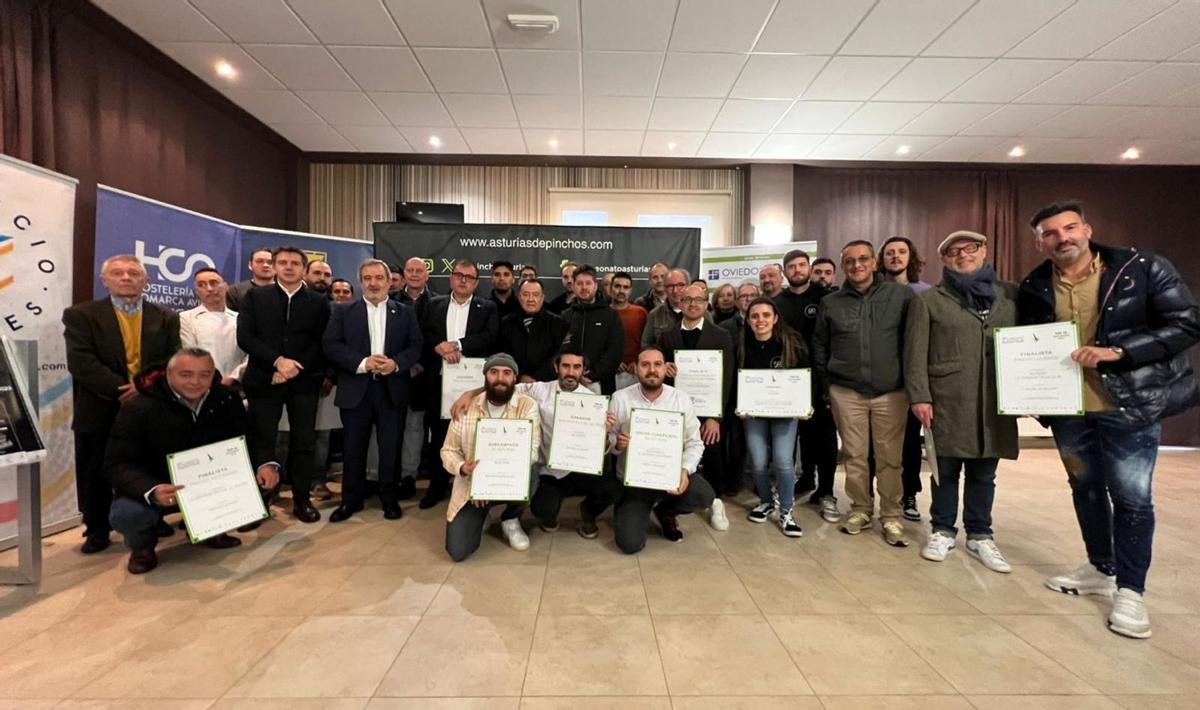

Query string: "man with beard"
[[442, 353, 540, 561], [610, 272, 648, 389], [635, 262, 669, 311], [500, 278, 568, 383], [812, 258, 838, 290], [331, 279, 354, 303], [546, 261, 578, 314], [562, 265, 625, 394], [609, 345, 724, 552], [758, 263, 783, 299], [489, 260, 520, 319], [226, 248, 275, 311], [388, 265, 404, 295], [305, 260, 334, 298]]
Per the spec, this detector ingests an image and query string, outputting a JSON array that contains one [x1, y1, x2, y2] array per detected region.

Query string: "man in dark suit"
[[395, 256, 435, 499], [63, 254, 180, 554], [419, 258, 499, 509], [237, 246, 331, 523], [500, 278, 568, 383], [323, 259, 423, 522]]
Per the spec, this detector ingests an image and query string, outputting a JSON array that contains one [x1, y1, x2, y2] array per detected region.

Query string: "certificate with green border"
[[469, 417, 534, 501], [673, 349, 724, 418], [994, 322, 1085, 416], [623, 408, 685, 491], [441, 358, 485, 419], [547, 390, 609, 475], [167, 436, 267, 544], [735, 368, 813, 419]]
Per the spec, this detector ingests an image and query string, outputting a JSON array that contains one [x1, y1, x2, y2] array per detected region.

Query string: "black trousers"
[[698, 421, 733, 494], [340, 379, 406, 508], [424, 418, 452, 497], [798, 404, 839, 498], [248, 387, 320, 503], [530, 471, 623, 526], [74, 430, 114, 536], [868, 409, 924, 498], [613, 475, 716, 554]]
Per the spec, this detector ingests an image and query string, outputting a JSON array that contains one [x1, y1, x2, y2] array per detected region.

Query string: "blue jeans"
[[744, 417, 798, 512], [109, 497, 165, 550], [1050, 413, 1161, 594], [930, 457, 998, 539]]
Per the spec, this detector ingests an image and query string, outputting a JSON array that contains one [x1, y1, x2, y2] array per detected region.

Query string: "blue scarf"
[[942, 264, 996, 312]]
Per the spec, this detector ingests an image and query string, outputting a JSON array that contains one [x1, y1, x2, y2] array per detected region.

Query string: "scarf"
[[942, 263, 996, 312]]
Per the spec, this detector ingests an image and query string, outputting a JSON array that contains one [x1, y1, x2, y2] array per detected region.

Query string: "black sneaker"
[[902, 495, 921, 522], [577, 502, 599, 539], [779, 510, 803, 538], [655, 509, 683, 543], [747, 501, 774, 523]]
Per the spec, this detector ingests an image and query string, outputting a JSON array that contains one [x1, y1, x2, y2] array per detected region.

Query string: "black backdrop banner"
[[373, 222, 701, 299]]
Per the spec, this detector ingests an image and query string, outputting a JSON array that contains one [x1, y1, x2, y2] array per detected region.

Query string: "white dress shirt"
[[518, 379, 603, 479], [607, 382, 704, 477], [356, 298, 389, 374], [179, 305, 248, 381], [445, 295, 471, 349]]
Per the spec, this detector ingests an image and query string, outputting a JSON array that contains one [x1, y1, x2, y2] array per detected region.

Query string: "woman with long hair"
[[711, 283, 738, 323]]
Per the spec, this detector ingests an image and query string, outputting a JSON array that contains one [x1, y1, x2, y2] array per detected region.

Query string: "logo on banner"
[[135, 240, 216, 283], [302, 249, 328, 264], [422, 258, 434, 273], [1, 214, 57, 334], [707, 268, 719, 281]]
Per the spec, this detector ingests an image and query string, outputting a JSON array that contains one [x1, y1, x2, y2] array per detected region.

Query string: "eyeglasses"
[[665, 282, 687, 290], [451, 272, 478, 281], [681, 296, 707, 305], [841, 256, 873, 267], [943, 242, 983, 258]]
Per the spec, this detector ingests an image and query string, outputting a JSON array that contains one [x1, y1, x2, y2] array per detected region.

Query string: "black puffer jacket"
[[562, 297, 625, 394], [1018, 242, 1200, 425]]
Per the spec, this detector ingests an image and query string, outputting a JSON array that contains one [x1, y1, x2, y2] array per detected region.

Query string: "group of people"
[[62, 199, 1198, 640]]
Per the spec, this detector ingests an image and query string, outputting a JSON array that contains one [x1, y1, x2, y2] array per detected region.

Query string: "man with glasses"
[[642, 268, 709, 346]]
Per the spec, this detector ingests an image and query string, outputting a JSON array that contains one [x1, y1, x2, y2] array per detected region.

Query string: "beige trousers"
[[829, 385, 909, 523]]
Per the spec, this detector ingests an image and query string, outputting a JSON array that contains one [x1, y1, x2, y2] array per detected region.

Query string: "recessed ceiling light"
[[1008, 145, 1025, 158], [214, 61, 237, 79], [1121, 147, 1140, 160], [896, 144, 911, 155], [428, 136, 442, 148], [667, 141, 678, 150], [547, 138, 559, 149]]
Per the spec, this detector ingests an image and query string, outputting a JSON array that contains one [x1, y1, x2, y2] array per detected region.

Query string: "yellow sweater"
[[113, 308, 143, 380]]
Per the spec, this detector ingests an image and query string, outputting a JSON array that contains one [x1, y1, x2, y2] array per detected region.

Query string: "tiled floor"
[[2, 448, 1199, 709]]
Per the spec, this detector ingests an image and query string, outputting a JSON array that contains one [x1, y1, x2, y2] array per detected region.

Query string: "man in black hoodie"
[[562, 264, 625, 394]]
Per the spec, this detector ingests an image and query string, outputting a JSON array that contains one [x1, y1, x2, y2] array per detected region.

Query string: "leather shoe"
[[292, 500, 321, 523], [127, 547, 158, 574], [329, 504, 361, 523], [81, 533, 111, 555], [205, 533, 243, 549], [418, 483, 446, 510], [398, 477, 416, 500], [237, 519, 264, 533], [382, 501, 403, 520]]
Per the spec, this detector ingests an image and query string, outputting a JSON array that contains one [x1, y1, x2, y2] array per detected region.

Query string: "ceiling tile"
[[1100, 107, 1200, 140], [1092, 1, 1200, 60], [370, 92, 454, 126], [642, 131, 706, 157], [582, 0, 676, 51], [944, 59, 1073, 102], [1007, 0, 1172, 59], [836, 102, 932, 134], [156, 42, 284, 90], [287, 0, 406, 45], [398, 127, 470, 152], [513, 95, 582, 128], [269, 123, 354, 151], [841, 0, 974, 56], [960, 104, 1068, 135], [923, 0, 1073, 57], [698, 132, 767, 158], [441, 94, 519, 128], [1027, 105, 1135, 138], [92, 0, 227, 42], [975, 137, 1133, 163], [1164, 83, 1200, 107], [776, 101, 862, 132], [1016, 61, 1152, 104], [729, 55, 827, 100], [803, 57, 908, 101], [753, 0, 874, 54], [584, 96, 652, 129], [295, 91, 390, 126], [919, 136, 1002, 161], [1127, 139, 1200, 164], [1088, 63, 1200, 106], [657, 53, 746, 98], [648, 98, 724, 131], [873, 58, 991, 102], [898, 103, 1000, 135], [670, 0, 777, 53], [1174, 43, 1200, 61], [190, 0, 316, 43], [523, 129, 584, 155], [334, 125, 413, 152], [461, 128, 528, 154], [222, 89, 324, 124], [328, 46, 432, 92], [413, 49, 507, 93], [583, 52, 662, 96], [483, 0, 580, 50], [243, 45, 356, 90], [754, 134, 825, 160], [808, 134, 885, 159], [863, 135, 946, 160], [384, 0, 492, 47], [584, 130, 645, 155], [500, 50, 581, 95], [710, 99, 792, 132]]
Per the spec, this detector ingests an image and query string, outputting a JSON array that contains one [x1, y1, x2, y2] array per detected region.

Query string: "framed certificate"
[[167, 436, 267, 543], [469, 417, 534, 501], [547, 390, 609, 475], [673, 349, 724, 417], [623, 408, 685, 491], [994, 322, 1084, 416], [736, 368, 813, 419], [441, 358, 486, 419]]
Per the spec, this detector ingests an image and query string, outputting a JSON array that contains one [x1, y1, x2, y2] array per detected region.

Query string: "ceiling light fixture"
[[428, 136, 442, 148], [1008, 145, 1026, 158], [506, 13, 559, 33], [214, 61, 237, 79], [547, 138, 559, 149], [1121, 147, 1140, 160], [667, 141, 678, 150], [896, 144, 911, 155]]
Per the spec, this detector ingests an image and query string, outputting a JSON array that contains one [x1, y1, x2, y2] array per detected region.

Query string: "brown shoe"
[[293, 500, 321, 523], [127, 547, 158, 574], [205, 533, 243, 549]]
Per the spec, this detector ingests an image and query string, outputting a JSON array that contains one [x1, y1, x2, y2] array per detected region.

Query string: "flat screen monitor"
[[395, 201, 464, 224]]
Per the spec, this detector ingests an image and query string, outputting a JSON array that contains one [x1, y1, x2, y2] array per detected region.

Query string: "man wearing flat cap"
[[904, 230, 1019, 574]]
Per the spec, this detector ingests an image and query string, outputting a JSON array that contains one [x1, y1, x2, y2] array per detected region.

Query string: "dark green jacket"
[[905, 281, 1019, 460], [813, 275, 913, 398]]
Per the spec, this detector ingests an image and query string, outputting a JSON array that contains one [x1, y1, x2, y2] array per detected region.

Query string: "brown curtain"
[[0, 0, 57, 165]]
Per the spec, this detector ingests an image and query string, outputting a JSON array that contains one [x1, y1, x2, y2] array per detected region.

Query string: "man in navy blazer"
[[323, 259, 423, 521]]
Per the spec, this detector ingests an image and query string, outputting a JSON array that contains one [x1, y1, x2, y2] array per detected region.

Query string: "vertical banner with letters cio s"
[[0, 154, 78, 543]]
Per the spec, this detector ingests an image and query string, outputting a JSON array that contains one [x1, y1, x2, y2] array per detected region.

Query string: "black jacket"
[[236, 283, 331, 396], [774, 284, 829, 346], [395, 288, 435, 409], [421, 295, 500, 409], [500, 309, 569, 382], [562, 298, 625, 394], [657, 324, 735, 414], [103, 369, 251, 500], [1019, 242, 1200, 425]]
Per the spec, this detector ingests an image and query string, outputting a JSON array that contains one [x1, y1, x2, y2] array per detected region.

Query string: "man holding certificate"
[[609, 345, 726, 554], [441, 353, 540, 562], [103, 349, 280, 574], [1019, 201, 1200, 639]]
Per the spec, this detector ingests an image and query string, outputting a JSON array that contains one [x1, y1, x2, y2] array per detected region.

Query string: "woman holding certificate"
[[737, 298, 808, 537]]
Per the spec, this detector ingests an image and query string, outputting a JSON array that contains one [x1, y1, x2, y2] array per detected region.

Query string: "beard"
[[310, 282, 331, 294], [786, 275, 809, 288], [485, 380, 514, 405], [559, 375, 579, 391], [884, 264, 906, 276], [638, 375, 662, 392]]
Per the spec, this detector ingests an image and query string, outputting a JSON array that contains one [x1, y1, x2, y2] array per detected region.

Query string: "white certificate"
[[547, 390, 609, 475], [736, 369, 813, 418], [167, 436, 267, 543], [623, 408, 685, 491], [469, 418, 534, 501], [674, 350, 724, 417], [994, 322, 1084, 416], [441, 358, 486, 419]]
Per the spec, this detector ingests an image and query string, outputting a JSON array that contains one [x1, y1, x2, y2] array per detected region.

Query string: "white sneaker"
[[709, 499, 730, 531], [819, 496, 840, 523], [1045, 563, 1116, 596], [500, 518, 530, 551], [966, 538, 1012, 573], [921, 531, 956, 562], [1108, 587, 1152, 639]]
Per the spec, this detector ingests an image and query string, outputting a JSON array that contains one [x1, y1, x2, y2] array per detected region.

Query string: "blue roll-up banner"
[[236, 227, 372, 284]]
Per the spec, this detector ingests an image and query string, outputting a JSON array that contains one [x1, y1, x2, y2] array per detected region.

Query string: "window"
[[560, 210, 609, 226], [637, 214, 714, 246]]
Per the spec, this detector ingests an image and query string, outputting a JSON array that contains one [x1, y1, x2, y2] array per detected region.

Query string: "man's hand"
[[435, 341, 462, 363], [151, 483, 185, 507], [1072, 346, 1121, 369], [450, 386, 485, 421], [616, 430, 631, 451], [519, 374, 535, 384], [700, 418, 721, 445], [581, 375, 594, 386], [459, 459, 479, 477], [117, 382, 139, 403], [409, 366, 422, 378], [271, 372, 287, 385], [255, 464, 280, 490], [275, 357, 303, 380], [320, 377, 334, 397], [605, 412, 617, 433], [668, 469, 690, 496], [665, 362, 678, 379], [911, 403, 933, 429]]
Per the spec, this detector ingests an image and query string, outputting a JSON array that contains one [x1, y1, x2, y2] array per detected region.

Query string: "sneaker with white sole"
[[840, 511, 872, 535], [1045, 563, 1117, 597], [966, 538, 1012, 573], [748, 501, 774, 524], [819, 496, 840, 523], [882, 521, 910, 547], [1108, 587, 1152, 639], [921, 530, 956, 562], [902, 495, 921, 522], [709, 499, 730, 531], [779, 510, 803, 538], [500, 518, 530, 551]]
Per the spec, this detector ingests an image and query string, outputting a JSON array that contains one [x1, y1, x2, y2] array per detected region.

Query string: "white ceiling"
[[92, 0, 1200, 164]]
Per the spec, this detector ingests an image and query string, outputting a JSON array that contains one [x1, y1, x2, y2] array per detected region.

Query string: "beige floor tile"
[[918, 560, 1108, 616], [822, 562, 979, 616], [639, 559, 757, 615], [818, 697, 973, 710], [211, 700, 367, 710], [629, 520, 727, 563], [364, 519, 454, 565], [1146, 614, 1200, 667], [425, 564, 546, 616], [966, 696, 1125, 709], [375, 615, 536, 697], [1109, 695, 1200, 709], [671, 698, 822, 710], [781, 527, 904, 568], [313, 565, 450, 616], [652, 614, 811, 696], [226, 615, 418, 697], [882, 615, 1096, 695], [544, 529, 629, 567], [523, 615, 667, 696], [0, 614, 57, 651], [730, 559, 867, 615], [55, 701, 215, 709], [368, 700, 520, 710], [767, 615, 955, 695], [520, 699, 670, 710], [281, 524, 402, 567], [0, 702, 58, 710], [538, 559, 648, 615], [197, 563, 356, 616]]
